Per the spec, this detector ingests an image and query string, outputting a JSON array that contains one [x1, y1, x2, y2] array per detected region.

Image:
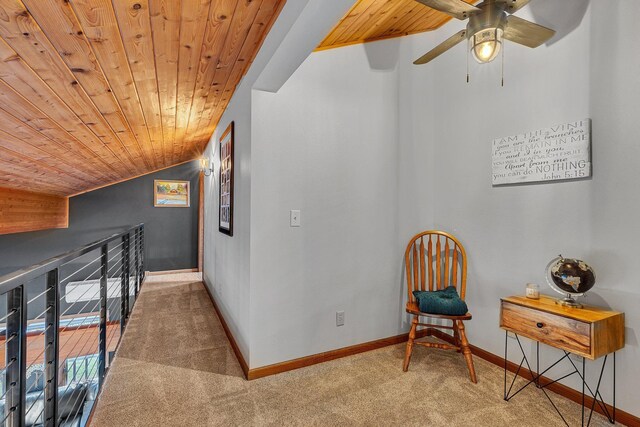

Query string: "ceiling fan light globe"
[[470, 27, 503, 63], [473, 40, 501, 63]]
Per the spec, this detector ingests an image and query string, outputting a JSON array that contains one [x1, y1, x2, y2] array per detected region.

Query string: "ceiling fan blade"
[[414, 0, 481, 20], [413, 30, 467, 65], [501, 0, 531, 14], [504, 15, 555, 48]]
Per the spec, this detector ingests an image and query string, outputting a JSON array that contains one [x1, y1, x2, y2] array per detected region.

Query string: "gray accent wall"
[[0, 161, 200, 276]]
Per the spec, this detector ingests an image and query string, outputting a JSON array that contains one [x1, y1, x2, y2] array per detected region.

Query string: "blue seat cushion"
[[412, 286, 468, 316]]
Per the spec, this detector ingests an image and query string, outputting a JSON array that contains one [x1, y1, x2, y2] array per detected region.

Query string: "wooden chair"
[[402, 230, 477, 383]]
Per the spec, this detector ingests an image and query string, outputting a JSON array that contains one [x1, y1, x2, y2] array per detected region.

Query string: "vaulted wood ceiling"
[[0, 0, 285, 196], [318, 0, 475, 50]]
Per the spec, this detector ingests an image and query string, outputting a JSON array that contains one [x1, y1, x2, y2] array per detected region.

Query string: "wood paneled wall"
[[0, 187, 68, 234]]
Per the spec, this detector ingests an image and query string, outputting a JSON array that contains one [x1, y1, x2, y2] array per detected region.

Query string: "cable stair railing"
[[0, 224, 145, 427]]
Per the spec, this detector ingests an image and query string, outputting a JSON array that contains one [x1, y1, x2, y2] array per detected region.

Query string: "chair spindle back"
[[404, 231, 467, 303]]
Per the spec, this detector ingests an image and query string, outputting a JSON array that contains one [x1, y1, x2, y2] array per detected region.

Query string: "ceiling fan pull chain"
[[466, 44, 470, 83], [501, 40, 505, 87]]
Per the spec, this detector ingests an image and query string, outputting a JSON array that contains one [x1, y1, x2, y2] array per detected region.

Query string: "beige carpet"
[[90, 279, 616, 426]]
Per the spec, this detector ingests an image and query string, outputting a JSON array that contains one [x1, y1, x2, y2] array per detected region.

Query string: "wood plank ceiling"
[[0, 0, 285, 196], [318, 0, 475, 50]]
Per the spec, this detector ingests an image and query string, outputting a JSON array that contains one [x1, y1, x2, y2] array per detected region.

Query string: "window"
[[65, 354, 99, 384]]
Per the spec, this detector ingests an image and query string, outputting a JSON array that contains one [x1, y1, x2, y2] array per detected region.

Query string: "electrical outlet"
[[336, 311, 345, 327]]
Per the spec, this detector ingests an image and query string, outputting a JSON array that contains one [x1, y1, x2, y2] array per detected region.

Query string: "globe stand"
[[555, 294, 583, 308]]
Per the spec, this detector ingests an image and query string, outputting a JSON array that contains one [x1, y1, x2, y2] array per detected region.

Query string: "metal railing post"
[[140, 225, 145, 283], [98, 244, 108, 386], [131, 231, 135, 310], [44, 269, 60, 427], [121, 233, 130, 331], [134, 228, 140, 297], [5, 285, 27, 427]]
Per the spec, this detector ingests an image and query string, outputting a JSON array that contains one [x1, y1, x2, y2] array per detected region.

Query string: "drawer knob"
[[536, 322, 544, 328]]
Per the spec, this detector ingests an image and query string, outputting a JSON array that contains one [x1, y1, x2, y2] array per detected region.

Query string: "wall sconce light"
[[200, 158, 213, 176]]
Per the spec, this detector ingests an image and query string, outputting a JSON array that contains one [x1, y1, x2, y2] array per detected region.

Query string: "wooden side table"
[[500, 295, 624, 427]]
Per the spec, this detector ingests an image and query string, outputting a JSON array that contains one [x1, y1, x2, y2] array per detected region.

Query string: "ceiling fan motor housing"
[[467, 1, 507, 37]]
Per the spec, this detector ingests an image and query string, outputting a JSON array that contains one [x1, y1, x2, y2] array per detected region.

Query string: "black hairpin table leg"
[[503, 333, 616, 427]]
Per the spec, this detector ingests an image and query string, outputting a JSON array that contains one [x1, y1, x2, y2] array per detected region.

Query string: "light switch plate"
[[336, 311, 345, 327], [290, 210, 301, 227]]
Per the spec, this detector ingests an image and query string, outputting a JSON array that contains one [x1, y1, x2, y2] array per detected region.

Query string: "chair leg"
[[452, 320, 461, 352], [403, 315, 418, 372], [456, 320, 477, 383]]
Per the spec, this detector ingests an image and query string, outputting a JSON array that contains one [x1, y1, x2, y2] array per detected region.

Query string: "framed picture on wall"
[[219, 122, 234, 236], [154, 180, 190, 207]]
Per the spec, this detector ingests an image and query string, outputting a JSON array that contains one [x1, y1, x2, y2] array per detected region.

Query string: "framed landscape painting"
[[219, 122, 234, 236], [154, 180, 190, 207]]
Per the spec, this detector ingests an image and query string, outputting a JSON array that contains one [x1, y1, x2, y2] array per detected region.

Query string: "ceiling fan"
[[413, 0, 555, 65]]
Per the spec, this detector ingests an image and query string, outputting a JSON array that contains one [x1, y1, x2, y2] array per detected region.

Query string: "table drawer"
[[501, 301, 591, 356]]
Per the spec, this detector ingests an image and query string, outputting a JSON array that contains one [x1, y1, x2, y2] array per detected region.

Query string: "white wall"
[[205, 0, 640, 417], [400, 0, 640, 416], [202, 0, 315, 361], [250, 40, 403, 367], [202, 0, 354, 363], [203, 76, 253, 359]]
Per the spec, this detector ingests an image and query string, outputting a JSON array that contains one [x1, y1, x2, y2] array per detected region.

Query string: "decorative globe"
[[545, 255, 596, 307]]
